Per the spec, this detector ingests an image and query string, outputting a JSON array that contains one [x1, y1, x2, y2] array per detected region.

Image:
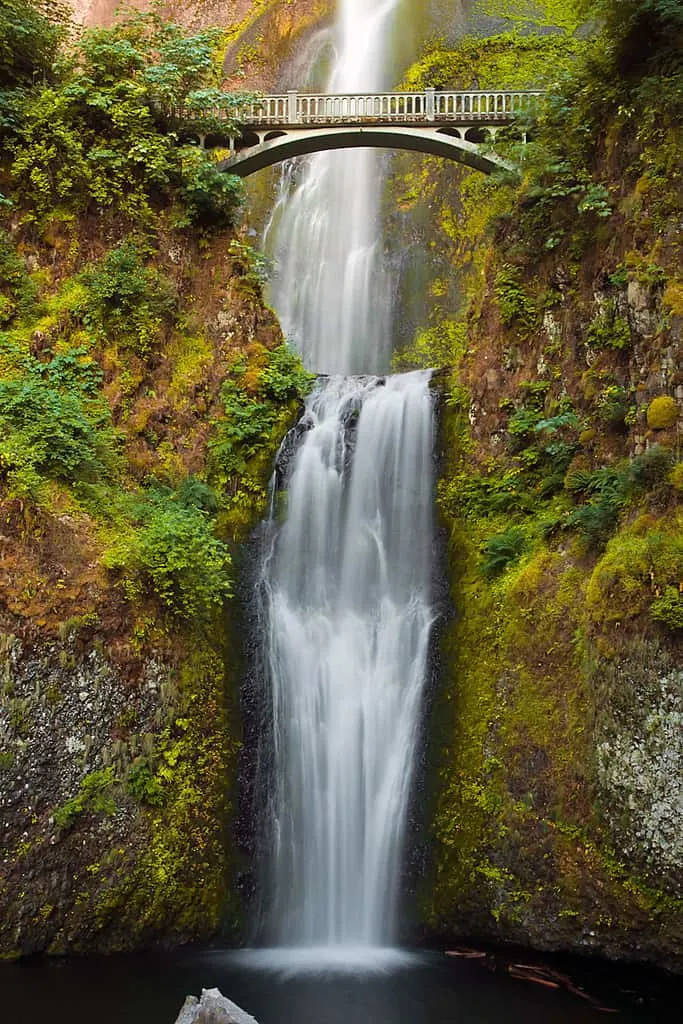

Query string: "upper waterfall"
[[264, 0, 403, 375]]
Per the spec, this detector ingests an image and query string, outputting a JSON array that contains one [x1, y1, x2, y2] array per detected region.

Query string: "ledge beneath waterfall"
[[174, 988, 260, 1024]]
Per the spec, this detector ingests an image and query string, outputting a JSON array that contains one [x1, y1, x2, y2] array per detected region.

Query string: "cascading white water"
[[261, 373, 434, 949], [265, 0, 402, 375], [256, 0, 435, 959]]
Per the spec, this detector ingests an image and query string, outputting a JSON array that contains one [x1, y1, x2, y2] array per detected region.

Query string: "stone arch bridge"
[[186, 90, 542, 177]]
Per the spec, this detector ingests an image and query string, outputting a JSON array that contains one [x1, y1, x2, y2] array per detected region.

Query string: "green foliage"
[[480, 0, 584, 34], [5, 6, 249, 227], [0, 230, 37, 325], [595, 385, 631, 429], [174, 475, 220, 515], [127, 757, 164, 807], [494, 265, 538, 332], [626, 445, 673, 489], [0, 373, 112, 495], [585, 302, 632, 351], [260, 342, 315, 401], [82, 239, 176, 353], [576, 0, 683, 76], [0, 314, 114, 497], [210, 344, 313, 476], [104, 492, 232, 620], [564, 448, 672, 547], [177, 148, 243, 228], [576, 182, 612, 219], [210, 383, 277, 477], [508, 406, 544, 444], [0, 0, 66, 88], [481, 527, 527, 578], [53, 767, 116, 831], [402, 31, 583, 91], [228, 238, 272, 291], [651, 587, 683, 632]]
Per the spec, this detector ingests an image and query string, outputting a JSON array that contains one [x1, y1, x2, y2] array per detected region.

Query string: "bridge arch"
[[217, 125, 510, 178]]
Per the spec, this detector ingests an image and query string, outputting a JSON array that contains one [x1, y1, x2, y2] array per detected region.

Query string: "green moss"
[[647, 395, 679, 430], [586, 515, 683, 629], [87, 641, 240, 947], [651, 587, 683, 632], [427, 385, 682, 946]]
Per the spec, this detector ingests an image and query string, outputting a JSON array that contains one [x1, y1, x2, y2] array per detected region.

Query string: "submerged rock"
[[174, 988, 260, 1024]]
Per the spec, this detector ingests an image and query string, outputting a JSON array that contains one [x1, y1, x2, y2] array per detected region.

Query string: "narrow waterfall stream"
[[265, 0, 400, 376], [255, 0, 436, 961]]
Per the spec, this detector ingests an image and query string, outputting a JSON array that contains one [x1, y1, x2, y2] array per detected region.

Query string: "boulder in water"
[[173, 988, 260, 1024]]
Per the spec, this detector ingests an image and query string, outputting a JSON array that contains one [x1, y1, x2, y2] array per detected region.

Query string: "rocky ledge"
[[174, 988, 260, 1024]]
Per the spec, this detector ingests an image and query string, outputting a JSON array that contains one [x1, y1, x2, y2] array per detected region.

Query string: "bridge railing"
[[183, 90, 543, 127]]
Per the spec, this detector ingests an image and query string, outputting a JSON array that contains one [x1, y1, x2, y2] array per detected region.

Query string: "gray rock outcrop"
[[174, 988, 260, 1024]]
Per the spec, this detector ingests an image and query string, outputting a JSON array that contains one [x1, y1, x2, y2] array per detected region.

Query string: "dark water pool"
[[1, 947, 679, 1023]]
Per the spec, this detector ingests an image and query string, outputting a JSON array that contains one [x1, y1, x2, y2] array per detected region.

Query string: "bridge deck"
[[185, 90, 543, 130]]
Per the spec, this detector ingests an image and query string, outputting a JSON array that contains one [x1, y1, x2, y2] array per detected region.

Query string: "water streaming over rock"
[[260, 374, 434, 948], [257, 0, 436, 957], [265, 0, 402, 376]]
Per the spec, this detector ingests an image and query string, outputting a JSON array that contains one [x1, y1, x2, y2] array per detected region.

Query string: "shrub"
[[104, 495, 232, 620], [53, 768, 116, 831], [209, 383, 275, 476], [135, 502, 232, 618], [627, 444, 672, 488], [494, 264, 538, 332], [646, 395, 678, 430], [83, 239, 176, 353], [177, 148, 244, 228], [0, 377, 110, 489], [174, 475, 220, 514], [481, 527, 527, 579], [209, 344, 312, 475], [564, 465, 629, 546], [0, 230, 38, 324], [261, 342, 315, 401], [0, 0, 65, 89], [565, 449, 672, 547], [507, 406, 544, 452], [7, 7, 251, 225], [595, 385, 631, 429], [127, 758, 164, 807], [585, 301, 632, 350], [227, 238, 272, 292]]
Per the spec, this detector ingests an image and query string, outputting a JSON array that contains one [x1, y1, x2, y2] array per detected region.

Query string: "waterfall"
[[255, 0, 436, 960], [265, 0, 402, 376], [260, 374, 434, 950]]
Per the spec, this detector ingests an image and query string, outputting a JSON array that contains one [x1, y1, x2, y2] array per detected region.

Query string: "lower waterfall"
[[258, 371, 435, 954]]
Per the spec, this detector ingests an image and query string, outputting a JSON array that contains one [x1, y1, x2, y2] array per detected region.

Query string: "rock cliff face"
[[397, 3, 683, 971], [67, 0, 335, 91], [0, 216, 293, 954]]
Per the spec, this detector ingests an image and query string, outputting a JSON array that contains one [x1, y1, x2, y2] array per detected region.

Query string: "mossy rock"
[[647, 396, 679, 430], [669, 463, 683, 492], [662, 280, 683, 317]]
